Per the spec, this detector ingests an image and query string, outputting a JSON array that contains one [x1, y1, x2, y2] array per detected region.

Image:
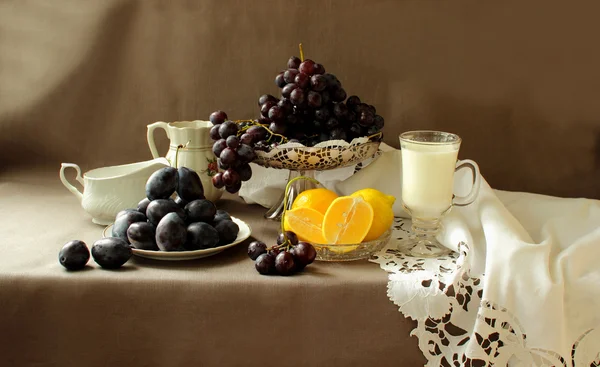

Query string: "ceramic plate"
[[102, 217, 251, 261]]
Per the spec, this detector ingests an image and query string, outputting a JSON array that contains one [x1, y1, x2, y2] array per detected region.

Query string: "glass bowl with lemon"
[[282, 179, 396, 261]]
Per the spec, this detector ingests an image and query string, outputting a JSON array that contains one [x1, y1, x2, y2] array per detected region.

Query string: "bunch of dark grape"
[[266, 55, 385, 146], [209, 110, 269, 194], [247, 231, 317, 276], [106, 166, 239, 255], [208, 51, 385, 194]]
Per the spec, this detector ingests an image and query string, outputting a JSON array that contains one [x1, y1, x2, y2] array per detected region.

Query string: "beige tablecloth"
[[0, 168, 424, 367]]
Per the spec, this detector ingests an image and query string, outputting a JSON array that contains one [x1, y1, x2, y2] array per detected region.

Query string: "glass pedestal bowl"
[[312, 227, 392, 261], [253, 138, 381, 221]]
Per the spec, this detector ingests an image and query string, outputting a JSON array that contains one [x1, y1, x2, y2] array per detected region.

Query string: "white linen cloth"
[[240, 144, 600, 366]]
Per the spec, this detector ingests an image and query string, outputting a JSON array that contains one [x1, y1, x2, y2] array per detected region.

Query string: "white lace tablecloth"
[[371, 195, 600, 366]]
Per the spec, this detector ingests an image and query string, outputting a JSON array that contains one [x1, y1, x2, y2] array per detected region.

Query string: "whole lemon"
[[350, 188, 395, 241], [291, 188, 339, 216]]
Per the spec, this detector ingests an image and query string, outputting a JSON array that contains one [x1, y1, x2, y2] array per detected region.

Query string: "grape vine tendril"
[[281, 175, 321, 251]]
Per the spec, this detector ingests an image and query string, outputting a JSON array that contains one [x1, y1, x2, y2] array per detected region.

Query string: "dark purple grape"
[[240, 133, 254, 145], [359, 111, 374, 127], [321, 90, 331, 105], [268, 106, 285, 122], [209, 124, 221, 141], [269, 247, 281, 257], [290, 241, 317, 267], [237, 144, 257, 163], [277, 99, 294, 114], [324, 73, 341, 89], [275, 251, 296, 276], [374, 115, 384, 129], [286, 114, 301, 125], [275, 72, 286, 88], [287, 56, 301, 69], [222, 169, 240, 187], [332, 102, 347, 118], [59, 240, 89, 270], [269, 122, 287, 135], [209, 110, 228, 125], [255, 253, 276, 275], [218, 158, 229, 170], [367, 125, 381, 135], [314, 107, 330, 122], [290, 89, 305, 106], [346, 95, 361, 108], [325, 118, 340, 130], [226, 135, 240, 149], [258, 94, 277, 106], [218, 121, 239, 139], [332, 88, 347, 102], [313, 119, 325, 131], [247, 125, 268, 140], [281, 83, 298, 98], [258, 116, 271, 125], [294, 72, 310, 89], [356, 103, 370, 114], [330, 128, 347, 141], [310, 74, 327, 91], [212, 139, 227, 157], [276, 231, 299, 246], [347, 111, 358, 123], [349, 123, 362, 136], [307, 91, 322, 108], [260, 101, 277, 118], [212, 172, 225, 188], [237, 163, 252, 181], [225, 181, 242, 194], [319, 132, 330, 142], [298, 59, 316, 75], [313, 63, 325, 75], [367, 104, 376, 114], [220, 147, 237, 165], [283, 69, 299, 84], [248, 241, 267, 260]]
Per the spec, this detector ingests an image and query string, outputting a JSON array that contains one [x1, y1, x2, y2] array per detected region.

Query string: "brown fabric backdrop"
[[1, 0, 599, 199]]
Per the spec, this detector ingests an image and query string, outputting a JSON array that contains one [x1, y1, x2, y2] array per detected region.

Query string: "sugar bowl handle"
[[147, 121, 170, 159], [59, 163, 84, 201]]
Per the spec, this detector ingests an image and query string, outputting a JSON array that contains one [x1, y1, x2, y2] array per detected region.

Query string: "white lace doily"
[[370, 218, 600, 367], [253, 137, 380, 170]]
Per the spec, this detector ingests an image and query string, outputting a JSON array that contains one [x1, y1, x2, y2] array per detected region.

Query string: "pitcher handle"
[[147, 121, 170, 159], [453, 159, 481, 207], [59, 163, 84, 202]]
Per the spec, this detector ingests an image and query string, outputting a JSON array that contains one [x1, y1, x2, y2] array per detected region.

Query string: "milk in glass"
[[401, 143, 458, 218]]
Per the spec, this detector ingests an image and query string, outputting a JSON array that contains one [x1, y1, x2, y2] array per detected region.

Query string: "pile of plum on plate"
[[58, 166, 239, 270], [114, 166, 239, 252]]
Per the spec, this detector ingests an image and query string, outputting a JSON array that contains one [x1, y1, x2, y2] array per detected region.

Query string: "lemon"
[[291, 188, 339, 216], [350, 188, 395, 241]]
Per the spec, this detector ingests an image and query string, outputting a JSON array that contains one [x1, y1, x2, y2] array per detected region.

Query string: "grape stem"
[[280, 175, 321, 250], [299, 43, 304, 62], [233, 119, 289, 144]]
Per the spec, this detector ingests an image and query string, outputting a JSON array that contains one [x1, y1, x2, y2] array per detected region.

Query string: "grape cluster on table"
[[247, 231, 317, 276], [59, 166, 240, 270], [208, 54, 385, 194]]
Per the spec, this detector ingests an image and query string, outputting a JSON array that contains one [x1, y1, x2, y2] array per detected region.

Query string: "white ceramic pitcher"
[[147, 120, 223, 202]]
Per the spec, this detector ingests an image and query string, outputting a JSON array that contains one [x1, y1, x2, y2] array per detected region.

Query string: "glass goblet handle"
[[453, 159, 481, 207]]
